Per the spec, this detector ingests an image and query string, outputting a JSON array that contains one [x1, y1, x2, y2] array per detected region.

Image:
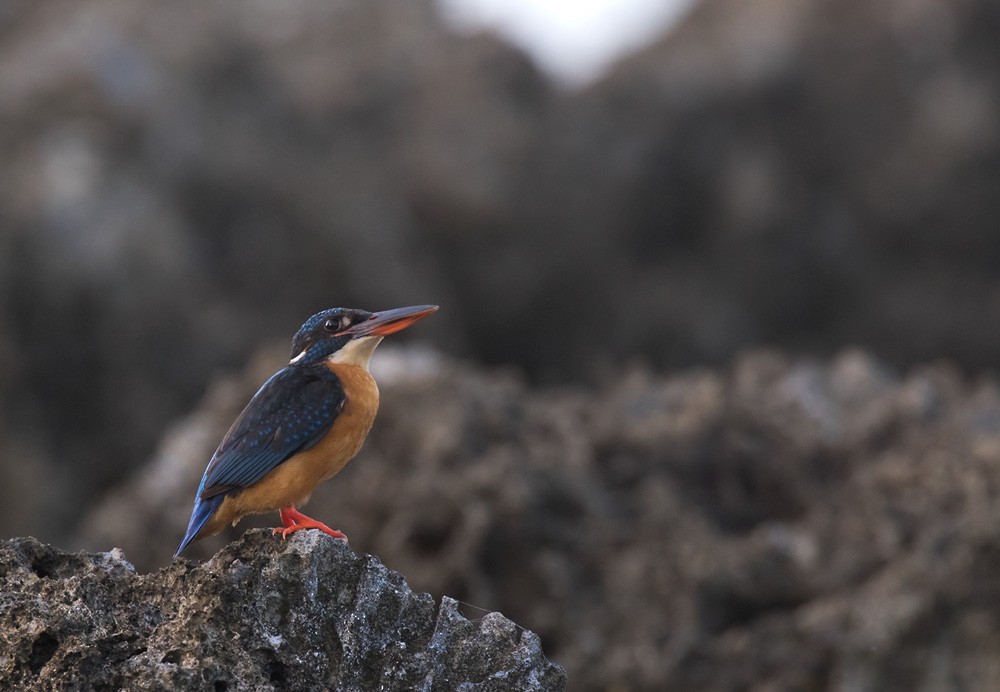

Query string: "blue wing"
[[200, 366, 346, 497], [175, 365, 345, 556]]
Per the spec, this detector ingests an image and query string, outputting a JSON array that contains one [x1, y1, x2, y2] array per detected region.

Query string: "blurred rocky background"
[[78, 346, 1000, 689], [2, 0, 1000, 688]]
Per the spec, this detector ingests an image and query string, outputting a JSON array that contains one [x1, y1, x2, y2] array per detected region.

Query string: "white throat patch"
[[327, 336, 384, 371]]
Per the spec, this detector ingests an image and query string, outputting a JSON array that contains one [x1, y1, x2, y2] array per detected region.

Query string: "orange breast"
[[199, 362, 379, 538]]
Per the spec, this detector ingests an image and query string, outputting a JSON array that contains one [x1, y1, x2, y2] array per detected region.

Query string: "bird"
[[175, 304, 438, 557]]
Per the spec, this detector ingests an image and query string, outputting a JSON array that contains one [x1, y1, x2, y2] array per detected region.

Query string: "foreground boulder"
[[0, 531, 564, 690]]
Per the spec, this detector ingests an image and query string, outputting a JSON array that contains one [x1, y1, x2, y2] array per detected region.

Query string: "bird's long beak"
[[340, 305, 438, 337]]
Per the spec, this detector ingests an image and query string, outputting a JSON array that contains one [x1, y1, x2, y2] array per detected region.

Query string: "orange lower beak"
[[340, 305, 438, 337]]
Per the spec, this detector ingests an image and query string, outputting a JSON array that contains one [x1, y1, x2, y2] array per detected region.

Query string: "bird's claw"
[[271, 508, 347, 541]]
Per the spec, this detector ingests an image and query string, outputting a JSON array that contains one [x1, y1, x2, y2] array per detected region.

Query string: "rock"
[[6, 0, 1000, 685], [77, 345, 1000, 689], [0, 531, 565, 691], [543, 0, 1000, 375]]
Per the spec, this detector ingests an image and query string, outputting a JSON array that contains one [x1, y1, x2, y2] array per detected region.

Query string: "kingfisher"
[[175, 304, 438, 557]]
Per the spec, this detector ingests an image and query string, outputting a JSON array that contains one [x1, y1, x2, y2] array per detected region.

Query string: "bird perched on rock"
[[175, 305, 438, 557]]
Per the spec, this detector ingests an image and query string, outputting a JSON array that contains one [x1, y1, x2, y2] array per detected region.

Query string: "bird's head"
[[289, 305, 438, 369]]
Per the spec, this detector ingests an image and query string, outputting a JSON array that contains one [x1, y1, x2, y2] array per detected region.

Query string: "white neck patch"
[[327, 335, 384, 371]]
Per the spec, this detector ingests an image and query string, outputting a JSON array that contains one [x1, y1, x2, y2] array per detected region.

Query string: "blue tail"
[[174, 494, 224, 557]]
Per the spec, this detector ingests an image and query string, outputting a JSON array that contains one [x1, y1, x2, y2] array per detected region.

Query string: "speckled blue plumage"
[[175, 363, 346, 556]]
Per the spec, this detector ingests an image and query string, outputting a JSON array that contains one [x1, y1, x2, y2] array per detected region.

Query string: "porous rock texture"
[[80, 346, 1000, 690], [0, 530, 565, 691]]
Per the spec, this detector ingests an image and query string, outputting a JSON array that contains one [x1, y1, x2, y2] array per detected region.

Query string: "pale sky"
[[436, 0, 696, 87]]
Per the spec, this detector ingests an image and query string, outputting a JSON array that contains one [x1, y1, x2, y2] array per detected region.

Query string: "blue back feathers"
[[174, 362, 346, 556]]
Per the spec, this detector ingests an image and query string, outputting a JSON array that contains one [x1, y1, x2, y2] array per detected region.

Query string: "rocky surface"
[[78, 346, 1000, 690], [0, 530, 565, 691], [4, 0, 1000, 687]]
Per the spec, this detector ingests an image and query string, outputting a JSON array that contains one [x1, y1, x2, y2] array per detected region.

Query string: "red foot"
[[271, 506, 347, 541]]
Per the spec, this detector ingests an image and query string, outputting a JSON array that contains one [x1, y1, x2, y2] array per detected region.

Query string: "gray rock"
[[0, 531, 565, 691]]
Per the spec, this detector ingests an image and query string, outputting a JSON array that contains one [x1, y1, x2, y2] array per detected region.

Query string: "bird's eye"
[[324, 316, 353, 332]]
